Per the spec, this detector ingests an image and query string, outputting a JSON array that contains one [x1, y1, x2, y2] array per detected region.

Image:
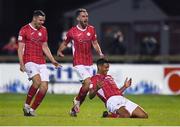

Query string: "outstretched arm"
[[57, 41, 68, 57], [119, 78, 132, 93], [42, 42, 61, 68], [92, 40, 104, 58], [89, 80, 103, 99]]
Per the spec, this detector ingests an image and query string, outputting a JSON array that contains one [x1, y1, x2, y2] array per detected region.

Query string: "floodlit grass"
[[0, 93, 180, 126]]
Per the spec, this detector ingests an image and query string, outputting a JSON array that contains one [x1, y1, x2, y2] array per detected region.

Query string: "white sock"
[[24, 103, 30, 108], [30, 108, 34, 112]]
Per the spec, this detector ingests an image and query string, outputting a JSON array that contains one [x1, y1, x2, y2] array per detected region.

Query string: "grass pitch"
[[0, 93, 180, 126]]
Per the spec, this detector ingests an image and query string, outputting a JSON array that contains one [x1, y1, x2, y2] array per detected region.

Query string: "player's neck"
[[97, 71, 107, 76], [77, 24, 87, 30], [30, 22, 38, 30], [30, 22, 41, 30]]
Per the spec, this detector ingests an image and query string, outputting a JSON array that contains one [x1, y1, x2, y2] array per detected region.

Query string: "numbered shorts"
[[74, 65, 94, 81], [106, 95, 138, 115], [25, 62, 49, 81]]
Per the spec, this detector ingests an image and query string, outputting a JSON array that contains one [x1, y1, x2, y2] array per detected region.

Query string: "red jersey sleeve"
[[90, 76, 98, 91], [64, 30, 72, 45], [18, 27, 26, 43]]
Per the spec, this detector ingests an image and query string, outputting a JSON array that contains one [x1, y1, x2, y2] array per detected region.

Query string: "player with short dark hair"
[[18, 10, 61, 116], [33, 10, 46, 17], [57, 8, 104, 117], [89, 58, 148, 118]]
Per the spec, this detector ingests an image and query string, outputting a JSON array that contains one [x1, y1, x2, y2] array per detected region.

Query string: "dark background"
[[0, 0, 180, 54], [0, 0, 98, 54]]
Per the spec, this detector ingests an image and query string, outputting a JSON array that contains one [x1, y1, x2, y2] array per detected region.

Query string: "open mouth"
[[84, 21, 88, 24]]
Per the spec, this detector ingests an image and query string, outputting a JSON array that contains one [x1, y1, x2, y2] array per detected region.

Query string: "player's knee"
[[33, 79, 41, 87], [142, 112, 148, 118], [137, 112, 148, 118], [84, 78, 91, 85], [83, 78, 91, 89], [40, 84, 48, 92]]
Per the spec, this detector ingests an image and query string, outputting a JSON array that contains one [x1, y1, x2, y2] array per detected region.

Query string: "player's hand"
[[96, 80, 104, 90], [124, 77, 132, 88], [20, 64, 25, 72], [57, 50, 64, 57], [99, 53, 105, 58], [52, 61, 62, 69]]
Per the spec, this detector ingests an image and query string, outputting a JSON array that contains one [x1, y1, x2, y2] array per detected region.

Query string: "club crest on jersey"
[[87, 32, 91, 36], [38, 32, 42, 36]]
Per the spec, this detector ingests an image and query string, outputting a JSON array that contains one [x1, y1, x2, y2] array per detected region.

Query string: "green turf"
[[0, 93, 180, 126]]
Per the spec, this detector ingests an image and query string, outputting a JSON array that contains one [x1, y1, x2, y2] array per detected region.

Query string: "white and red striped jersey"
[[64, 25, 97, 66], [90, 74, 123, 103], [18, 23, 48, 64]]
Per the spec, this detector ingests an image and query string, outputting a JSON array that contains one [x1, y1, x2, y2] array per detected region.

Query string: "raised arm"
[[119, 77, 132, 93], [42, 42, 61, 68], [92, 40, 104, 58]]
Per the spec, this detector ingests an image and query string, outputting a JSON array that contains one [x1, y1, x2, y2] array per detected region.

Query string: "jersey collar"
[[76, 25, 87, 31], [29, 23, 37, 31]]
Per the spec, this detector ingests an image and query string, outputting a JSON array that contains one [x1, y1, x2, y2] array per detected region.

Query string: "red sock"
[[25, 85, 38, 105], [76, 86, 88, 105], [31, 90, 47, 110], [107, 113, 120, 118], [103, 111, 120, 118]]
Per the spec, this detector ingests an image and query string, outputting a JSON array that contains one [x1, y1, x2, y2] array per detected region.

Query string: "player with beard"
[[18, 10, 60, 116], [57, 8, 104, 117]]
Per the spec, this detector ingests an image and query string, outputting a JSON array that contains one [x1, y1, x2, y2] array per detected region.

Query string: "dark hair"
[[96, 58, 109, 66], [33, 10, 45, 17], [75, 8, 87, 17]]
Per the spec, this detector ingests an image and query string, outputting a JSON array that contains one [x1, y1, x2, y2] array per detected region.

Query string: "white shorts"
[[25, 62, 49, 81], [74, 65, 94, 81], [106, 95, 138, 115]]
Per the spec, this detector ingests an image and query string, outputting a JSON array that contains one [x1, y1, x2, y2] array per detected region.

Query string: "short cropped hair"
[[96, 58, 109, 66], [75, 8, 87, 17], [33, 10, 46, 17]]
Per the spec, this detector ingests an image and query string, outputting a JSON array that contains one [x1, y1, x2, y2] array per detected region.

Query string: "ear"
[[76, 16, 80, 21], [33, 16, 36, 21], [97, 65, 101, 70]]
